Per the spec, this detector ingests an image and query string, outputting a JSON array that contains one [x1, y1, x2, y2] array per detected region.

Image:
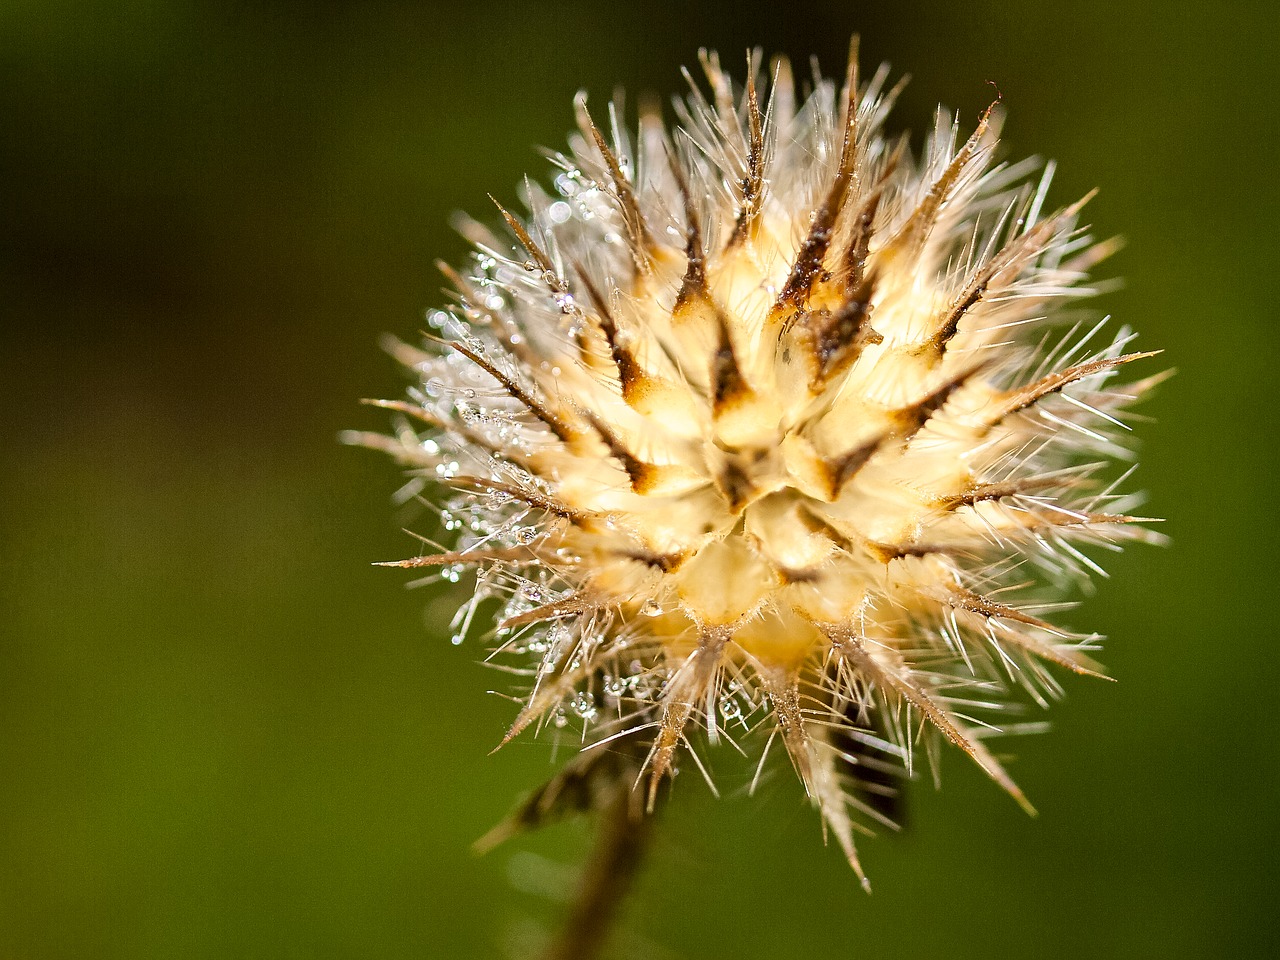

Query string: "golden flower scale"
[[349, 44, 1163, 887]]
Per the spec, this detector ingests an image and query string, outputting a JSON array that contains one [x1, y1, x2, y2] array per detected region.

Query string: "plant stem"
[[538, 785, 652, 960]]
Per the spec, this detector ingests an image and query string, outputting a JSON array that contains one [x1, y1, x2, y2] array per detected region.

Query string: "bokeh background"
[[3, 1, 1276, 957]]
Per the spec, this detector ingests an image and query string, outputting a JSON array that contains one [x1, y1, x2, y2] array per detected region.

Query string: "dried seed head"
[[350, 45, 1164, 887]]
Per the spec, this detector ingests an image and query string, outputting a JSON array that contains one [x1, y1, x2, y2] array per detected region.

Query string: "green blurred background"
[[2, 1, 1275, 956]]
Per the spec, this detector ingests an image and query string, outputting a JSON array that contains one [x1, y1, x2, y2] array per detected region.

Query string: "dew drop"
[[603, 675, 626, 698], [548, 201, 572, 224], [571, 693, 597, 721]]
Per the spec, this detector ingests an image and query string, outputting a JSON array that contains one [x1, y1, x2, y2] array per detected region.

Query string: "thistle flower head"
[[350, 44, 1163, 885]]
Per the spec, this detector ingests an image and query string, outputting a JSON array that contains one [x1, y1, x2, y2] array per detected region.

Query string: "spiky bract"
[[349, 45, 1162, 884]]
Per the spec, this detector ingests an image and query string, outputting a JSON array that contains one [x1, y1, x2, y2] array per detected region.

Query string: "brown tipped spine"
[[579, 98, 655, 272]]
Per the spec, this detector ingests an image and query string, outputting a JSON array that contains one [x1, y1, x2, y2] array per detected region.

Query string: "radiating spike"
[[942, 586, 1060, 630], [829, 629, 1036, 815], [338, 429, 438, 468], [934, 474, 1064, 511], [447, 475, 594, 524], [725, 57, 767, 250], [577, 96, 655, 271], [648, 630, 728, 810], [435, 333, 585, 445], [499, 591, 599, 630], [987, 351, 1160, 426], [925, 191, 1099, 355], [495, 631, 611, 748], [668, 147, 754, 414], [769, 54, 796, 132], [359, 397, 448, 429], [861, 539, 956, 564], [880, 102, 997, 263], [374, 546, 534, 569], [839, 35, 861, 167], [668, 146, 709, 312], [936, 588, 1111, 678], [697, 48, 737, 134], [771, 63, 861, 315], [490, 195, 557, 278]]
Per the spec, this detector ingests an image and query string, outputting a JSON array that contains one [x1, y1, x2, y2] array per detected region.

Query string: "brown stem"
[[538, 785, 652, 960]]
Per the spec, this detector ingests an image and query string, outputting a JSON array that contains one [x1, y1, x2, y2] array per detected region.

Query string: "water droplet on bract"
[[640, 600, 662, 616], [603, 675, 626, 698], [555, 172, 579, 196], [516, 526, 539, 544], [571, 693, 597, 721], [548, 201, 572, 224], [718, 696, 741, 721], [450, 632, 465, 646], [553, 710, 569, 729]]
